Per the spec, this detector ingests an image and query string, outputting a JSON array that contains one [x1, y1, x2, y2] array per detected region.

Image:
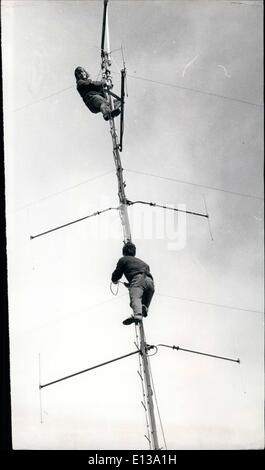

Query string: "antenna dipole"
[[101, 0, 159, 449]]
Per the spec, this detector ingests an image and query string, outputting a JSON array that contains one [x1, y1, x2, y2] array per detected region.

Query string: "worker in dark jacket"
[[75, 66, 121, 121], [112, 242, 155, 325]]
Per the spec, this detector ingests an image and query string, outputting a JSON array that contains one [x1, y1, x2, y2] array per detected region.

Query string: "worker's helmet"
[[74, 66, 90, 80], [123, 242, 136, 257]]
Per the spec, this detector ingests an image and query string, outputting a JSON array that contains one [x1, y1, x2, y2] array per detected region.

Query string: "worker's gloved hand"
[[124, 282, 130, 288]]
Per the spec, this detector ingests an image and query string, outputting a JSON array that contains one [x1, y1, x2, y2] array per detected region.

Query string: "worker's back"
[[112, 255, 153, 283]]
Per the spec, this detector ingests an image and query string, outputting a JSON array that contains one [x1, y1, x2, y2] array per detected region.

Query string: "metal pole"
[[139, 321, 159, 450], [101, 4, 131, 243], [109, 118, 132, 242], [101, 0, 159, 449]]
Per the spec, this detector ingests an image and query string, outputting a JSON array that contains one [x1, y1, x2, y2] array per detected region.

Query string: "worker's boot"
[[109, 98, 121, 118], [142, 305, 148, 317], [123, 314, 143, 326], [110, 107, 121, 119], [100, 103, 111, 121], [113, 98, 121, 110], [123, 316, 135, 325]]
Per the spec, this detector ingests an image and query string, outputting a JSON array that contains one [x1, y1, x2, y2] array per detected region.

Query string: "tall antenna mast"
[[36, 0, 240, 450], [101, 0, 131, 243], [101, 0, 159, 449]]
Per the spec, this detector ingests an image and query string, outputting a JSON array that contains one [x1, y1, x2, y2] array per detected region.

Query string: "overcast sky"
[[2, 0, 264, 450]]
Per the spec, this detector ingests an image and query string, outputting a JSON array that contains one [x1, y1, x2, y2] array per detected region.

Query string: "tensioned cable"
[[124, 168, 264, 201], [125, 73, 263, 108], [14, 86, 74, 112], [30, 205, 119, 239], [127, 199, 208, 219], [25, 293, 127, 336], [13, 170, 115, 213], [147, 354, 168, 450], [13, 72, 100, 112], [156, 292, 263, 315], [15, 67, 263, 113], [2, 1, 82, 8]]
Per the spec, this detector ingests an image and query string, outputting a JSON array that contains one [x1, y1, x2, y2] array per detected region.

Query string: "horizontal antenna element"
[[127, 200, 208, 218], [30, 206, 119, 239], [158, 344, 240, 364], [40, 349, 140, 390]]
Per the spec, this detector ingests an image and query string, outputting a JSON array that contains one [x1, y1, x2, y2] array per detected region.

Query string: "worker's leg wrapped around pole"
[[142, 277, 155, 312], [128, 274, 154, 317], [84, 95, 111, 116], [129, 275, 144, 316]]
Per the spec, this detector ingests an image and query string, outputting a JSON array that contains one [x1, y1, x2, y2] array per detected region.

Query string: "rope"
[[13, 170, 115, 213], [110, 281, 119, 296], [25, 293, 127, 336], [147, 355, 168, 450], [127, 199, 208, 219], [30, 206, 119, 239], [124, 168, 264, 202], [13, 71, 102, 112], [14, 85, 74, 112], [156, 292, 263, 315], [110, 47, 123, 55], [14, 67, 263, 114], [125, 73, 263, 108]]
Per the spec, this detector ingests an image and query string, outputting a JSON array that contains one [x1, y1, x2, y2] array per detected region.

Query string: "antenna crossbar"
[[30, 206, 118, 240], [158, 344, 240, 363], [126, 200, 208, 219], [40, 349, 140, 390]]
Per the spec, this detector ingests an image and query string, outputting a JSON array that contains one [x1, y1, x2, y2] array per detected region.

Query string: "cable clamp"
[[146, 344, 155, 351]]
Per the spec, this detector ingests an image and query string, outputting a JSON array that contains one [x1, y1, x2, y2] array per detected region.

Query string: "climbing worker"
[[111, 242, 155, 326], [74, 66, 121, 121]]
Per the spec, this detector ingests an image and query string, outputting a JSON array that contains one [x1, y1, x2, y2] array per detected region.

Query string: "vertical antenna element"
[[39, 353, 43, 424], [105, 5, 110, 56], [101, 0, 108, 56], [203, 194, 214, 241], [119, 69, 126, 152], [121, 45, 129, 98]]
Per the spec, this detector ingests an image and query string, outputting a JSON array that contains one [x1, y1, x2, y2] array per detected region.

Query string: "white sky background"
[[2, 0, 264, 450]]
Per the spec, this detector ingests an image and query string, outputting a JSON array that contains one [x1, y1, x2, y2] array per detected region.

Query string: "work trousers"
[[85, 94, 110, 114], [129, 274, 155, 316]]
